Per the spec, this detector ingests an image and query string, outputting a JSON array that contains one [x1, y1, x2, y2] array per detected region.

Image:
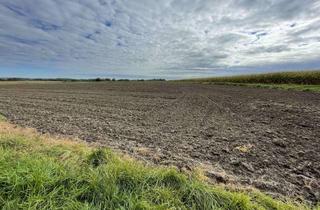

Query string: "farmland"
[[182, 71, 320, 84], [0, 81, 319, 204], [181, 71, 320, 92]]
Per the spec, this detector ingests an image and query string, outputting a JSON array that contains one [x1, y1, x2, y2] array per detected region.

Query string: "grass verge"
[[0, 119, 317, 210], [203, 82, 320, 92]]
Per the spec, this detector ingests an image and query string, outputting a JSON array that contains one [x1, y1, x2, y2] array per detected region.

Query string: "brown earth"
[[0, 81, 319, 203]]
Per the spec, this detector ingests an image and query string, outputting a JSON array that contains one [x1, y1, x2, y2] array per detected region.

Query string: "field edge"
[[177, 71, 320, 92], [0, 118, 317, 210]]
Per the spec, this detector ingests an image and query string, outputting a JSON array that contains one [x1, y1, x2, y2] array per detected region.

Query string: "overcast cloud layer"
[[0, 0, 320, 79]]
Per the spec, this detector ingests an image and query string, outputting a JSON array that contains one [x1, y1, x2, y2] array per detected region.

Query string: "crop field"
[[181, 71, 320, 92], [0, 81, 319, 203], [183, 71, 320, 84]]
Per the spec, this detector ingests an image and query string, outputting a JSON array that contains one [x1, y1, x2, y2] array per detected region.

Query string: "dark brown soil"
[[0, 81, 319, 202]]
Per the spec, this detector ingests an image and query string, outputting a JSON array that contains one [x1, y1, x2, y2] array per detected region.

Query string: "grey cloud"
[[0, 0, 319, 78], [246, 45, 291, 55]]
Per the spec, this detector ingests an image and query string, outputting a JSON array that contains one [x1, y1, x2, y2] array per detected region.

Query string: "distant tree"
[[148, 79, 166, 81], [95, 78, 102, 82]]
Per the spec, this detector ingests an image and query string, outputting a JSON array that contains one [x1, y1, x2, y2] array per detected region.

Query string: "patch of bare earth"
[[0, 82, 319, 203]]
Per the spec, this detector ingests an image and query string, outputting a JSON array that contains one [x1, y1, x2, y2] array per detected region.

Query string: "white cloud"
[[0, 0, 319, 78]]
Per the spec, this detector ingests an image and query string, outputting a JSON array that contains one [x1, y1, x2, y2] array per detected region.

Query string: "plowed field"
[[0, 81, 319, 202]]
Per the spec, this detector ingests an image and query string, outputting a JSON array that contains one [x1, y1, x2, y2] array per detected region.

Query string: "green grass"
[[0, 120, 317, 210], [206, 82, 320, 92], [180, 71, 320, 92]]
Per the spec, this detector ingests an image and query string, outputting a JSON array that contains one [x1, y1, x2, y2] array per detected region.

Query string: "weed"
[[0, 114, 6, 122], [87, 148, 108, 167]]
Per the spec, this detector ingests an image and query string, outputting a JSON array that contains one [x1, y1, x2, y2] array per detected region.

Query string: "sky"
[[0, 0, 320, 79]]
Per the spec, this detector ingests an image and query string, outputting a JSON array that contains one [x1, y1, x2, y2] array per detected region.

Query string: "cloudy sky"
[[0, 0, 320, 79]]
